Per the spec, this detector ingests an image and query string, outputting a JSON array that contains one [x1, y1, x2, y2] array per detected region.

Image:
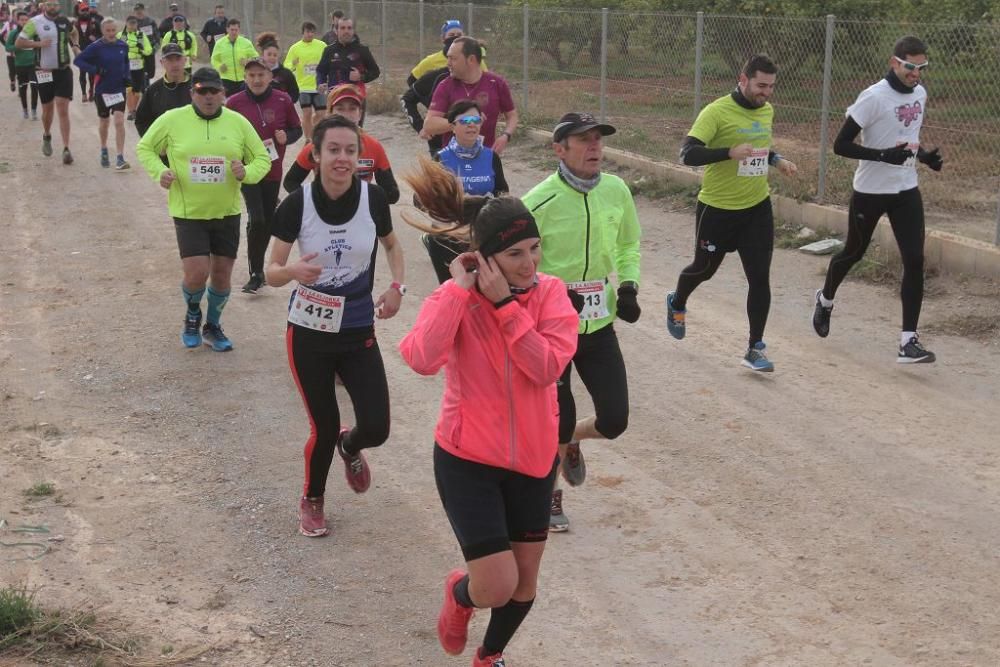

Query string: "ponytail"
[[402, 156, 487, 240]]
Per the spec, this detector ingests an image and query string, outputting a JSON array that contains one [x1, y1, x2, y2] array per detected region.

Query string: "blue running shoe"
[[100, 148, 110, 168], [181, 311, 202, 348], [202, 323, 233, 352], [742, 341, 774, 372], [665, 292, 686, 340]]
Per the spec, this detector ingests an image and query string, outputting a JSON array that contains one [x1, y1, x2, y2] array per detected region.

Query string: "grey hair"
[[101, 17, 118, 28]]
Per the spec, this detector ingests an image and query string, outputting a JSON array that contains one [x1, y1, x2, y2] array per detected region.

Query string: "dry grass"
[[365, 83, 402, 116]]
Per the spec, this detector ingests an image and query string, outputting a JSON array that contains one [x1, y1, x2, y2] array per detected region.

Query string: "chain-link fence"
[[99, 0, 1000, 243]]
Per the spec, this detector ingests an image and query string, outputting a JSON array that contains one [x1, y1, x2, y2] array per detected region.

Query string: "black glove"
[[616, 284, 641, 323], [567, 287, 584, 314], [918, 146, 944, 172], [877, 144, 914, 165]]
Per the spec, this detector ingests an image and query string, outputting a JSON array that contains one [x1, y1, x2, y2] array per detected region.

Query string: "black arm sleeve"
[[492, 152, 509, 196], [679, 136, 731, 167], [362, 47, 380, 83], [284, 126, 303, 146], [833, 116, 882, 161], [401, 87, 424, 132], [134, 87, 154, 137], [283, 161, 310, 194], [374, 168, 400, 205], [271, 188, 305, 242], [368, 183, 393, 237]]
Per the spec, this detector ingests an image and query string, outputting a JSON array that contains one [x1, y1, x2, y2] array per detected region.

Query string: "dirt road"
[[2, 90, 999, 667]]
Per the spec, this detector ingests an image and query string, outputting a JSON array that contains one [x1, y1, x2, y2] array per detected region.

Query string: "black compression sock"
[[340, 430, 356, 457], [453, 574, 474, 608], [481, 597, 534, 656]]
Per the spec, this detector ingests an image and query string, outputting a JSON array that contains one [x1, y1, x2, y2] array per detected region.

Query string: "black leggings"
[[557, 324, 629, 444], [822, 187, 925, 331], [14, 66, 37, 111], [421, 233, 469, 284], [673, 198, 774, 346], [5, 54, 14, 85], [78, 68, 94, 96], [241, 180, 280, 275], [287, 324, 391, 498]]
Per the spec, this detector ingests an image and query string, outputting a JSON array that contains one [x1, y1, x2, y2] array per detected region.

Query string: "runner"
[[422, 37, 517, 154], [156, 2, 182, 36], [813, 36, 942, 364], [419, 99, 510, 284], [226, 56, 302, 294], [135, 43, 191, 137], [315, 15, 379, 119], [4, 10, 37, 119], [401, 64, 449, 155], [0, 4, 14, 93], [16, 0, 79, 164], [117, 15, 151, 120], [72, 0, 100, 101], [135, 66, 271, 352], [161, 14, 196, 74], [265, 114, 405, 538], [132, 2, 158, 86], [399, 158, 578, 667], [667, 54, 798, 372], [407, 20, 486, 87], [74, 16, 130, 170], [256, 31, 297, 99], [199, 4, 226, 53], [284, 21, 325, 139], [283, 83, 398, 205], [210, 18, 257, 97], [522, 111, 642, 532], [319, 9, 343, 46]]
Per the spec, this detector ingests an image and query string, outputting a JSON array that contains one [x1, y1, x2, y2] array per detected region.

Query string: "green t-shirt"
[[688, 94, 774, 210]]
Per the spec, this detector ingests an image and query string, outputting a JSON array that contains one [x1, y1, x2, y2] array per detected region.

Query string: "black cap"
[[191, 66, 224, 91], [160, 43, 184, 57], [133, 2, 145, 8], [243, 57, 268, 71], [172, 14, 185, 22], [552, 112, 616, 143]]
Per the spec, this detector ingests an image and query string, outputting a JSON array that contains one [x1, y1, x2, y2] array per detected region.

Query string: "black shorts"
[[434, 444, 558, 561], [173, 215, 240, 259], [694, 196, 773, 254], [95, 92, 127, 118], [36, 67, 73, 103], [129, 68, 146, 93]]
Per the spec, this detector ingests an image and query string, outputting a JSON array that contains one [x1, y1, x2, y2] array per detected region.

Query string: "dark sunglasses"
[[893, 56, 929, 72], [456, 115, 482, 126]]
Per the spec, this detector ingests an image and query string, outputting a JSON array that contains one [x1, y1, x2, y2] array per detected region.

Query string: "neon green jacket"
[[522, 172, 641, 334], [136, 105, 271, 220], [211, 34, 257, 82], [117, 29, 152, 61]]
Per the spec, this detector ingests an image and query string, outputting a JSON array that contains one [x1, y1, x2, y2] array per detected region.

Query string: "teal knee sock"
[[206, 287, 230, 326], [182, 284, 205, 316]]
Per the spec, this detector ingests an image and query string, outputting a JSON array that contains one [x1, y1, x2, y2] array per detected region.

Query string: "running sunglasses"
[[893, 56, 929, 71], [456, 115, 483, 126]]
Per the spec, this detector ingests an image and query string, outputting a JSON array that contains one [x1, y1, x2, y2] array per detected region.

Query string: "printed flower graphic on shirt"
[[894, 101, 922, 127]]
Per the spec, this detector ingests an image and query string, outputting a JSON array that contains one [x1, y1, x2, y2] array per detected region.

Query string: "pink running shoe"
[[298, 496, 329, 537], [337, 427, 371, 493], [471, 649, 506, 666], [438, 569, 475, 655]]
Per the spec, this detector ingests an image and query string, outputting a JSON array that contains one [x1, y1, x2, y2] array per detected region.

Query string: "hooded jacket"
[[399, 275, 578, 478]]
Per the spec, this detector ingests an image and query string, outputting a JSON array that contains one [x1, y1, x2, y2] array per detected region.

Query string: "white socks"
[[901, 331, 916, 347], [818, 292, 834, 308]]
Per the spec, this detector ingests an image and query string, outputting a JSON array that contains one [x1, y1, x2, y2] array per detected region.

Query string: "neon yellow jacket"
[[410, 48, 487, 80], [117, 28, 152, 62], [522, 172, 641, 334], [136, 105, 271, 220], [211, 34, 258, 82]]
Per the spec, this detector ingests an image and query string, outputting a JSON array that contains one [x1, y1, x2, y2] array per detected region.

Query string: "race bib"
[[140, 25, 153, 36], [288, 285, 345, 332], [35, 70, 53, 84], [567, 280, 609, 321], [738, 148, 769, 177], [188, 156, 226, 183], [304, 63, 317, 77], [101, 92, 124, 106], [130, 58, 143, 70], [263, 138, 280, 161]]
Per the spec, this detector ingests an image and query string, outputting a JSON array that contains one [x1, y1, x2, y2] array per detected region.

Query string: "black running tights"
[[15, 66, 37, 111], [241, 180, 281, 276], [822, 187, 925, 331]]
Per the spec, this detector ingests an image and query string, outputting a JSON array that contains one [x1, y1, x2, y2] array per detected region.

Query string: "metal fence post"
[[467, 2, 473, 36], [381, 0, 387, 86], [419, 0, 424, 58], [693, 11, 703, 119], [349, 0, 355, 22], [522, 4, 529, 113], [299, 0, 305, 35], [279, 0, 285, 41], [816, 14, 835, 202], [324, 0, 329, 26], [995, 193, 1000, 245], [243, 0, 254, 37], [600, 8, 608, 123]]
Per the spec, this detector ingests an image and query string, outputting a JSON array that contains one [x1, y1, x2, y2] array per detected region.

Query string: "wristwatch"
[[390, 281, 407, 296]]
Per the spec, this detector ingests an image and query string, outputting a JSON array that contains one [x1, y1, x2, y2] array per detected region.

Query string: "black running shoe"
[[898, 336, 935, 364], [812, 289, 833, 338], [241, 273, 265, 294]]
